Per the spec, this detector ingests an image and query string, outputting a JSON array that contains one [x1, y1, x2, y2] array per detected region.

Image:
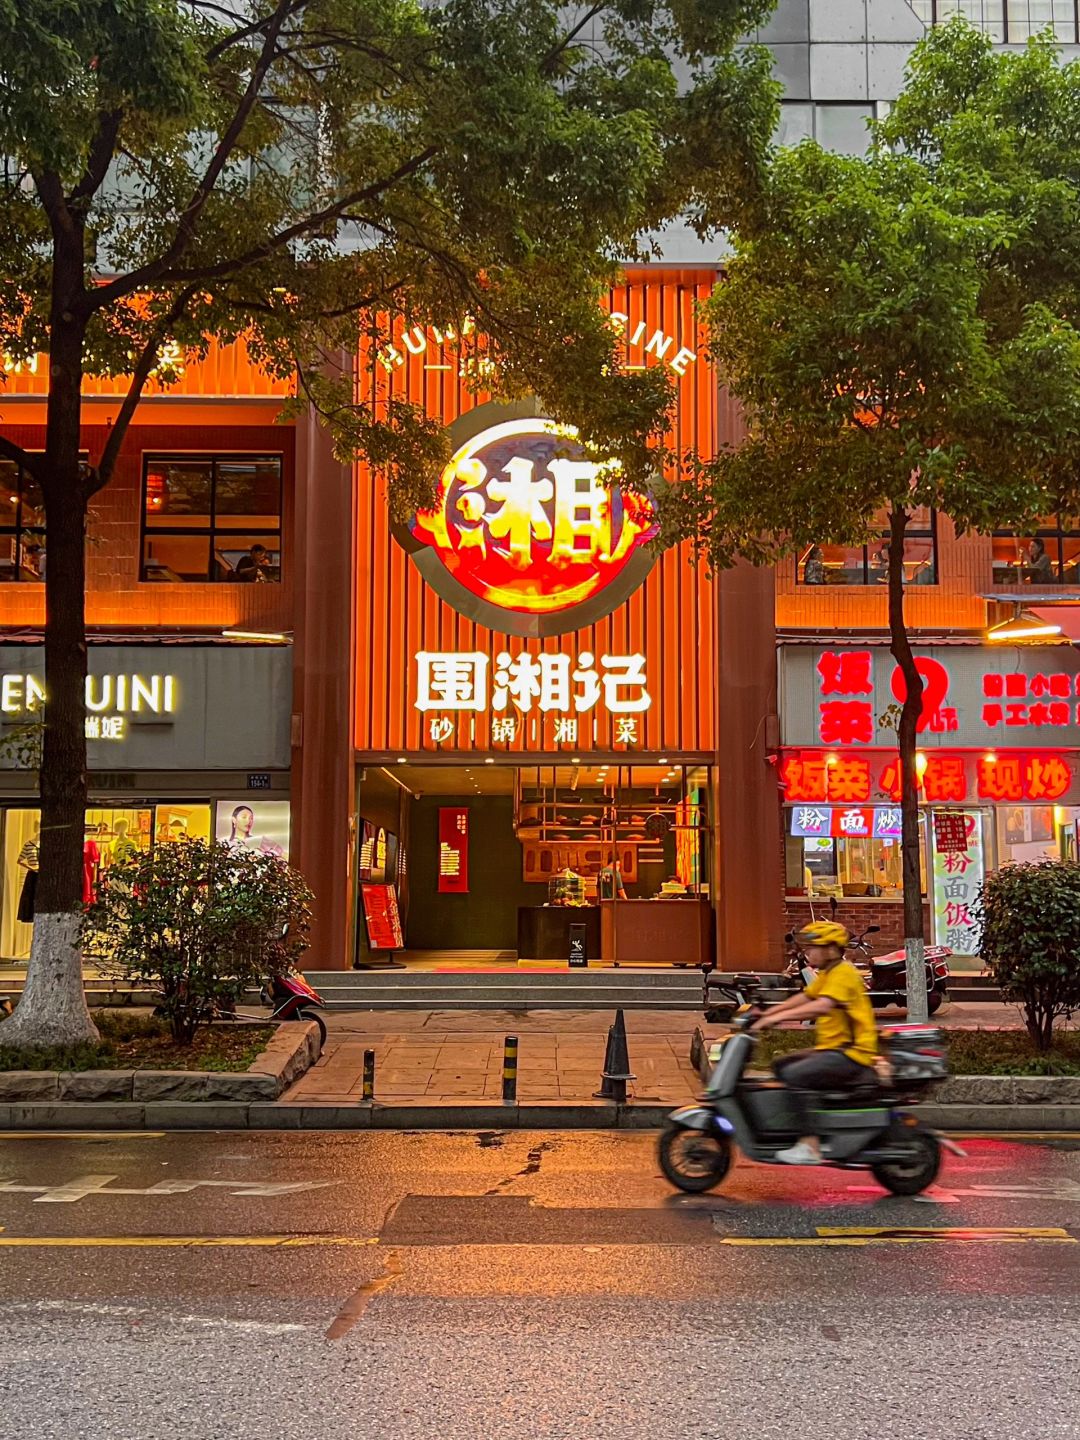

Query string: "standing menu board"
[[361, 884, 404, 951]]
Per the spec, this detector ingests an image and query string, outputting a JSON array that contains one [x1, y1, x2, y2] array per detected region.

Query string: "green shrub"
[[977, 860, 1080, 1051], [83, 839, 313, 1044]]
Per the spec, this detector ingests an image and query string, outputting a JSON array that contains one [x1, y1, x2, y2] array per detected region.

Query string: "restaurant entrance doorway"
[[353, 760, 715, 971]]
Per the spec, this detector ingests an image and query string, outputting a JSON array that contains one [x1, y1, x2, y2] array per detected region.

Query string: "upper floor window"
[[910, 2, 1079, 43], [991, 515, 1080, 586], [141, 454, 282, 583], [0, 458, 45, 581], [796, 509, 938, 587]]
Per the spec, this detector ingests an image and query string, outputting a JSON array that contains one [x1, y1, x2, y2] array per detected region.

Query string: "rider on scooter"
[[750, 920, 880, 1166]]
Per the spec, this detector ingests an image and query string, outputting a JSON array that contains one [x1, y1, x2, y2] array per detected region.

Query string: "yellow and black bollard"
[[362, 1048, 375, 1102], [502, 1035, 519, 1104]]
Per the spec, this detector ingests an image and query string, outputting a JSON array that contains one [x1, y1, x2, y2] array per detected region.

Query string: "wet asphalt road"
[[1, 1129, 1079, 1440]]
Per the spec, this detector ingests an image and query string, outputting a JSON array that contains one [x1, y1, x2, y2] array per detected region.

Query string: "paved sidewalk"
[[281, 1010, 702, 1106], [278, 1000, 1032, 1107]]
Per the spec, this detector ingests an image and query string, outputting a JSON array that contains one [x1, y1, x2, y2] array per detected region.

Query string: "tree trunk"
[[888, 506, 929, 1026], [0, 262, 98, 1048]]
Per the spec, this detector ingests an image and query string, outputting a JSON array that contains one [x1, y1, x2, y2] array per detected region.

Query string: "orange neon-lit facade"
[[354, 269, 723, 756]]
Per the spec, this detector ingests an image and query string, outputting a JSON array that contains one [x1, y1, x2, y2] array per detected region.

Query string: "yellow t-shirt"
[[805, 959, 878, 1067]]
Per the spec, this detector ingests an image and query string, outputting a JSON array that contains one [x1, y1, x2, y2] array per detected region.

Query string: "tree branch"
[[88, 287, 199, 495], [70, 110, 124, 207], [31, 170, 75, 239], [0, 434, 39, 474], [92, 146, 436, 303]]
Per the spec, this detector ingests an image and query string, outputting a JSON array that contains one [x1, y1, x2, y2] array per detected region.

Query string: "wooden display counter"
[[517, 905, 601, 962], [600, 897, 712, 966]]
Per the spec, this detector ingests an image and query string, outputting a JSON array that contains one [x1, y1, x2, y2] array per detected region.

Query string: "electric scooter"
[[260, 969, 327, 1052], [659, 1012, 957, 1196]]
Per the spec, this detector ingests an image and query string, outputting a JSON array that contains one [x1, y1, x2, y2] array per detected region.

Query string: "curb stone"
[[0, 1021, 317, 1107], [2, 1099, 1076, 1130]]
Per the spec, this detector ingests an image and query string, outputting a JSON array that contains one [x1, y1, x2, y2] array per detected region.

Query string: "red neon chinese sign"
[[779, 750, 1075, 805], [407, 417, 657, 635]]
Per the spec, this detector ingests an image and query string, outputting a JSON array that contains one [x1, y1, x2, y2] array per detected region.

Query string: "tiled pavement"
[[277, 999, 1029, 1106], [280, 1013, 702, 1106]]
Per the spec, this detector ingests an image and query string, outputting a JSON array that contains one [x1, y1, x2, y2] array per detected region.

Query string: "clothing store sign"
[[0, 645, 291, 772], [0, 672, 178, 743], [780, 644, 1080, 750]]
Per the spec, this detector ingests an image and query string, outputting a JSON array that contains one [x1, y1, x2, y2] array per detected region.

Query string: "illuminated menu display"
[[438, 807, 469, 894]]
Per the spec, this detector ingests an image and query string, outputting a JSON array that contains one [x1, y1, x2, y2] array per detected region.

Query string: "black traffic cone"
[[594, 1008, 635, 1103]]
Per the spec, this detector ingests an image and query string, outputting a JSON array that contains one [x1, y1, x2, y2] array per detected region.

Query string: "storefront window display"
[[214, 799, 290, 858], [784, 807, 927, 900], [1, 800, 289, 962]]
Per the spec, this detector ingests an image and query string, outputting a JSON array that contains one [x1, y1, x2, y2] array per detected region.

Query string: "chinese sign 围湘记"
[[414, 650, 650, 716]]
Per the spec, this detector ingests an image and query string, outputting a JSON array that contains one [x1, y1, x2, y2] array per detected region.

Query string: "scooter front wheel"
[[298, 1007, 327, 1055], [871, 1127, 940, 1196], [658, 1124, 732, 1193]]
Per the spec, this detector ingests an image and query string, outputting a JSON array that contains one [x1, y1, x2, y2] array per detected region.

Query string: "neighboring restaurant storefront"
[[346, 270, 782, 972], [0, 642, 291, 961], [777, 641, 1080, 960]]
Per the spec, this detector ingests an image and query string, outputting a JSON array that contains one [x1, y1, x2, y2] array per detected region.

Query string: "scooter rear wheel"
[[871, 1127, 940, 1196], [927, 989, 944, 1016], [658, 1124, 732, 1193], [298, 1007, 327, 1055]]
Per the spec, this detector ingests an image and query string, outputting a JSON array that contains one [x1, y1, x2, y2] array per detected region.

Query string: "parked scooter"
[[784, 927, 951, 1016], [260, 969, 327, 1052], [660, 1012, 958, 1195]]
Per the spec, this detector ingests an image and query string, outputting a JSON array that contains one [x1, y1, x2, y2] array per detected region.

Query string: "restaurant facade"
[[332, 268, 782, 974]]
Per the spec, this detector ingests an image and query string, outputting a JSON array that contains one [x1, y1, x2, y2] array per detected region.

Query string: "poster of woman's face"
[[214, 801, 291, 860], [1004, 807, 1027, 845]]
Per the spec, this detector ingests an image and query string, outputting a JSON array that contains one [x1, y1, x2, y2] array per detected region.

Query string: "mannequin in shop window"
[[17, 824, 40, 925], [83, 824, 101, 906]]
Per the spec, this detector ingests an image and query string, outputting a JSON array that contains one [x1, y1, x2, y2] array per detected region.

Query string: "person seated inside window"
[[1026, 537, 1054, 585], [802, 544, 825, 584], [235, 543, 270, 582]]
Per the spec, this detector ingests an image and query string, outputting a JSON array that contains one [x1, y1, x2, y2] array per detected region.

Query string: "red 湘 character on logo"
[[819, 699, 874, 746], [817, 650, 873, 697]]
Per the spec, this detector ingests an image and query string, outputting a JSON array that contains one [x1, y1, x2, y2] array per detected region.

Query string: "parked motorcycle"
[[260, 969, 327, 1052], [659, 1012, 957, 1196], [784, 926, 951, 1016]]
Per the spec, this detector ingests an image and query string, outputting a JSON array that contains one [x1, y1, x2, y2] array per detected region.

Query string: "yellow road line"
[[0, 1133, 165, 1141], [817, 1226, 1070, 1239], [0, 1234, 379, 1249], [720, 1226, 1075, 1247]]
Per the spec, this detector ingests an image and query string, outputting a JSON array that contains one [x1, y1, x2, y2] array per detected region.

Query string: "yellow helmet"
[[796, 920, 850, 949]]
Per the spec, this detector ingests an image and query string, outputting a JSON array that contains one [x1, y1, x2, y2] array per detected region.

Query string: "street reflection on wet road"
[[0, 1130, 1078, 1439]]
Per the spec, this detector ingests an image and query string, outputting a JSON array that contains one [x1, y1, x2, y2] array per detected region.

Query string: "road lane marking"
[[720, 1226, 1076, 1247], [0, 1177, 338, 1202], [0, 1133, 165, 1141], [0, 1234, 379, 1248], [6, 1301, 307, 1335]]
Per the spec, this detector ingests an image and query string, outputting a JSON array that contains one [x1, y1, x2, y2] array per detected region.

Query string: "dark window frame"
[[0, 455, 46, 583], [991, 514, 1080, 586], [139, 451, 283, 584], [918, 2, 1080, 44], [795, 512, 939, 587]]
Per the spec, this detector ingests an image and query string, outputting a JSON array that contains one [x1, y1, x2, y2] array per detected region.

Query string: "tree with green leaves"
[[655, 20, 1080, 1019], [0, 0, 778, 1046]]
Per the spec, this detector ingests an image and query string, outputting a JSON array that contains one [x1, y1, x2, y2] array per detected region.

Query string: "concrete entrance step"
[[303, 968, 703, 1011]]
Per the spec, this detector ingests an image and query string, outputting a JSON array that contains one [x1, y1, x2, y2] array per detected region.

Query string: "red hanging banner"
[[438, 806, 469, 893]]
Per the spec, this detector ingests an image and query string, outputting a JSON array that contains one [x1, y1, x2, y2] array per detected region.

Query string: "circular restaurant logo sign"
[[401, 413, 657, 637]]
